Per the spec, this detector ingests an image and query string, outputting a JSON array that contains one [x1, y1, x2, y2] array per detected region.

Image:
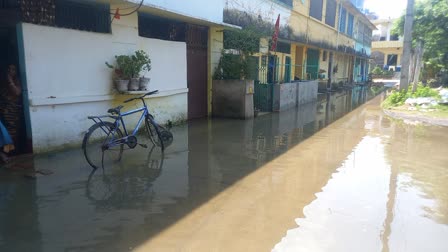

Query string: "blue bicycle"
[[82, 90, 172, 169]]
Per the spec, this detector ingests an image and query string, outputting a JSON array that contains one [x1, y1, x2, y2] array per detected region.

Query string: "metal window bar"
[[55, 0, 110, 33]]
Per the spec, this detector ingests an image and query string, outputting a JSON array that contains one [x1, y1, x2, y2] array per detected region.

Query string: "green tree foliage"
[[214, 28, 261, 80], [393, 0, 448, 72]]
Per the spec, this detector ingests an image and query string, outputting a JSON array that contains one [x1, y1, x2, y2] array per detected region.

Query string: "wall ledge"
[[29, 88, 188, 106]]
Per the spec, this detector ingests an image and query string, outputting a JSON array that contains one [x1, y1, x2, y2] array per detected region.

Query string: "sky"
[[364, 0, 408, 19]]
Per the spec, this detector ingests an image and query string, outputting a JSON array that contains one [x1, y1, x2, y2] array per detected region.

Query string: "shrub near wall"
[[370, 66, 394, 79]]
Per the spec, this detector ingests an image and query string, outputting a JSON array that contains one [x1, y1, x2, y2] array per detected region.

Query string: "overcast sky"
[[364, 0, 408, 19]]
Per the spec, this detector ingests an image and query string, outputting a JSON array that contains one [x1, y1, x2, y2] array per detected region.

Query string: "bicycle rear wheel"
[[145, 115, 165, 151], [82, 122, 124, 169]]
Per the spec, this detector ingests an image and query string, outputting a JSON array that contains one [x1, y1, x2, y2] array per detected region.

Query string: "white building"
[[1, 0, 232, 153]]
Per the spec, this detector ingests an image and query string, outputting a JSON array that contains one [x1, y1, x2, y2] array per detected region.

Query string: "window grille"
[[55, 0, 110, 33], [138, 13, 186, 42]]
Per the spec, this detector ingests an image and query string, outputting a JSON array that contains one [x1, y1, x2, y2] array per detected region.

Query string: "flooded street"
[[1, 88, 448, 252]]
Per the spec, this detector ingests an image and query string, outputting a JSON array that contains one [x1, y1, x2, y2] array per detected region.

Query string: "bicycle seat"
[[107, 105, 124, 115]]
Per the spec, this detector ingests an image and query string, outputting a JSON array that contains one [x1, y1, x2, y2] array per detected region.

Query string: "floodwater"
[[1, 87, 447, 252]]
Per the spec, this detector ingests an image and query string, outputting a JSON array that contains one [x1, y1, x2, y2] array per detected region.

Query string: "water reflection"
[[273, 96, 448, 252], [86, 146, 164, 208], [2, 87, 446, 251]]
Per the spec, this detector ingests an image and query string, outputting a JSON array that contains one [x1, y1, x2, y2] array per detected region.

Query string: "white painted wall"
[[138, 0, 224, 24], [21, 12, 188, 152]]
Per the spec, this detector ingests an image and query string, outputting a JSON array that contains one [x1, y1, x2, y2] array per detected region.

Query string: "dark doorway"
[[306, 48, 320, 80], [268, 55, 278, 84], [186, 24, 208, 119], [0, 3, 30, 154]]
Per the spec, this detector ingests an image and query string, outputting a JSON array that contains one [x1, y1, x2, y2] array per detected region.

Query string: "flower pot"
[[139, 77, 150, 91], [115, 79, 129, 92], [129, 78, 140, 91]]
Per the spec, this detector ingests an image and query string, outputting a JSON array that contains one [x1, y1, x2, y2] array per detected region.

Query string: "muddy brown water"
[[1, 87, 447, 252]]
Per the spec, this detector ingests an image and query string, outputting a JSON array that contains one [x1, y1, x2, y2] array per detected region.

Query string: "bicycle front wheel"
[[82, 122, 124, 169], [145, 116, 165, 151]]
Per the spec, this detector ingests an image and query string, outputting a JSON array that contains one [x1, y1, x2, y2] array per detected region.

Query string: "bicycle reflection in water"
[[85, 146, 164, 207]]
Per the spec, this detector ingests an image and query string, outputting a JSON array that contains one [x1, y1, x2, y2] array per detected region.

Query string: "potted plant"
[[129, 50, 151, 91], [106, 55, 133, 92], [106, 50, 152, 92]]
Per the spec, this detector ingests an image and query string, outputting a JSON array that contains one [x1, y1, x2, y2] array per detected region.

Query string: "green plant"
[[106, 50, 151, 79], [106, 55, 133, 79], [382, 89, 410, 108], [382, 84, 441, 108], [130, 50, 151, 78], [411, 84, 440, 98], [371, 66, 383, 75]]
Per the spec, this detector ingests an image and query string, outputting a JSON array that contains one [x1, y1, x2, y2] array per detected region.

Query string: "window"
[[276, 41, 291, 54], [338, 7, 347, 33], [277, 0, 293, 8], [138, 13, 186, 42], [364, 26, 372, 45], [325, 0, 337, 27], [310, 0, 323, 21], [347, 14, 354, 36], [322, 51, 327, 61], [55, 0, 110, 33]]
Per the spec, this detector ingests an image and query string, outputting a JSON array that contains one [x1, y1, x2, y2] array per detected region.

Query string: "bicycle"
[[82, 90, 173, 169]]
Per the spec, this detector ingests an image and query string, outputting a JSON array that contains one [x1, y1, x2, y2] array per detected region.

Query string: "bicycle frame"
[[88, 99, 156, 149], [118, 107, 149, 136]]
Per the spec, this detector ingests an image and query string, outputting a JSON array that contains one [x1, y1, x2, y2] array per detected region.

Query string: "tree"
[[393, 0, 448, 78]]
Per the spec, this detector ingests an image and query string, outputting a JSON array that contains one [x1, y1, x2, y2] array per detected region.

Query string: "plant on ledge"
[[106, 50, 152, 92]]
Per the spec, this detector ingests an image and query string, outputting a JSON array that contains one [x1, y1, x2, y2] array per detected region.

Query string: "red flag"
[[114, 8, 121, 20], [271, 14, 280, 51]]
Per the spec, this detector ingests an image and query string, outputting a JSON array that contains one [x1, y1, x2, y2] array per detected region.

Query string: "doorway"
[[186, 24, 208, 119], [306, 48, 319, 80], [0, 3, 31, 155]]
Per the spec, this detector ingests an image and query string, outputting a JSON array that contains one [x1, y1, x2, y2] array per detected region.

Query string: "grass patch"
[[382, 84, 441, 109]]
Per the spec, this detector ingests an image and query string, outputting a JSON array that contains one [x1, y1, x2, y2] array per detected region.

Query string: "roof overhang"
[[123, 0, 240, 29]]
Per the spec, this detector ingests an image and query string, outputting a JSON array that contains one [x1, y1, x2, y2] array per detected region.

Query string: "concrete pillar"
[[208, 27, 223, 116], [290, 44, 296, 80]]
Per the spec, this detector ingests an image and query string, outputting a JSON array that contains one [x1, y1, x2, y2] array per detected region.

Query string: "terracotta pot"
[[115, 79, 129, 92], [139, 77, 150, 91], [129, 78, 140, 91]]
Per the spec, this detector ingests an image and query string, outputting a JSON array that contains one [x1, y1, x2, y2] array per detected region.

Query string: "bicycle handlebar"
[[123, 90, 159, 103]]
